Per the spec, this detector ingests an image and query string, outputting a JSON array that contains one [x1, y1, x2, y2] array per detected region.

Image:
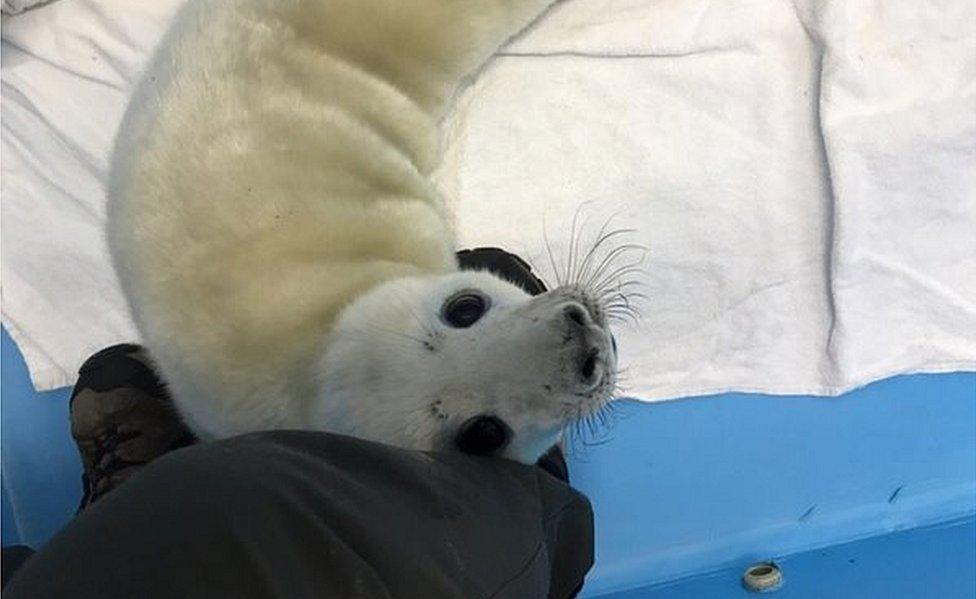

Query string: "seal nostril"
[[581, 351, 597, 379], [564, 305, 587, 327]]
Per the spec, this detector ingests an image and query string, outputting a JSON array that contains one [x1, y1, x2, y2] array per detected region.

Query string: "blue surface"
[[1, 324, 974, 598], [0, 329, 80, 547], [569, 373, 976, 596], [598, 516, 976, 598]]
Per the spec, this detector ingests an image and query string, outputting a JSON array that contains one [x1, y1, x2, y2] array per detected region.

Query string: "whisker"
[[588, 243, 648, 278], [564, 203, 588, 286], [368, 325, 428, 345], [575, 227, 638, 286], [582, 243, 649, 291], [607, 314, 631, 324], [391, 288, 437, 338], [542, 212, 564, 287], [606, 308, 641, 326], [351, 324, 429, 351], [573, 209, 631, 278], [598, 278, 646, 292], [590, 260, 648, 296], [598, 284, 647, 305], [595, 276, 649, 302], [605, 287, 645, 310], [572, 213, 617, 286], [605, 299, 647, 317]]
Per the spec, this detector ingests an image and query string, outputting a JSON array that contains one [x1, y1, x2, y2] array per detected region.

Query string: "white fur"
[[108, 0, 617, 463], [315, 271, 617, 463]]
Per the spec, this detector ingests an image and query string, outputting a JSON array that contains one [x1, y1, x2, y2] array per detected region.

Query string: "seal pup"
[[107, 0, 633, 464]]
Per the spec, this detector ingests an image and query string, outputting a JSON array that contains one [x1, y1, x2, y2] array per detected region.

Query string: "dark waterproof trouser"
[[5, 431, 593, 598]]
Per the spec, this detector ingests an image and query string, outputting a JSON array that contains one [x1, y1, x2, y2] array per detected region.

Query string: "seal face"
[[312, 271, 619, 464]]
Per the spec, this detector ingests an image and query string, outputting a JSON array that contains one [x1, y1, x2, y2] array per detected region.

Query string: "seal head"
[[313, 270, 618, 463]]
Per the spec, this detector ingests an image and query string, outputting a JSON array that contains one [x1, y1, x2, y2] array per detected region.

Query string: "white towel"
[[1, 0, 54, 15], [3, 0, 974, 397], [1, 0, 181, 389]]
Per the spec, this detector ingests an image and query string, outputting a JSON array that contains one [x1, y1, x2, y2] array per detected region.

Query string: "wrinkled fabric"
[[2, 0, 974, 398], [1, 0, 54, 15], [1, 0, 183, 390], [4, 431, 593, 599]]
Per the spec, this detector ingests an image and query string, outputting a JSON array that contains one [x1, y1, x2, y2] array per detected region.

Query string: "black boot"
[[69, 344, 196, 512]]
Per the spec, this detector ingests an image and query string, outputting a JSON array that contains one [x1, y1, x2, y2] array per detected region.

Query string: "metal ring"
[[743, 562, 783, 592]]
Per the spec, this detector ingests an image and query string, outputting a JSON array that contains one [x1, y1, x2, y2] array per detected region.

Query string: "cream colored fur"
[[108, 0, 618, 463]]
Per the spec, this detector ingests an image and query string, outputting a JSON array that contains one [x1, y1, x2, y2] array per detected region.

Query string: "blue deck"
[[570, 376, 976, 596], [601, 516, 975, 598], [2, 327, 975, 596]]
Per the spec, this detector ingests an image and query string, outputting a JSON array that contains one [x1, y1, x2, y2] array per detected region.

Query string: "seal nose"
[[558, 302, 605, 389]]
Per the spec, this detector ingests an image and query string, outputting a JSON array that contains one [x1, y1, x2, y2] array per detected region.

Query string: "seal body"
[[109, 0, 619, 463]]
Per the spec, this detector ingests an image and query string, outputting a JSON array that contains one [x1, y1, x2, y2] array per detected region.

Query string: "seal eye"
[[455, 415, 511, 455], [441, 292, 488, 328]]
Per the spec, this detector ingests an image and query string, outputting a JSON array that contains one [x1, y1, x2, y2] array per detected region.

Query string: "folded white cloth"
[[2, 0, 974, 397], [439, 0, 976, 398], [1, 0, 181, 389], [1, 0, 53, 15]]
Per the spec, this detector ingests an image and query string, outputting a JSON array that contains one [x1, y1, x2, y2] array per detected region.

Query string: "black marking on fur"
[[422, 331, 444, 353], [430, 400, 448, 421]]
